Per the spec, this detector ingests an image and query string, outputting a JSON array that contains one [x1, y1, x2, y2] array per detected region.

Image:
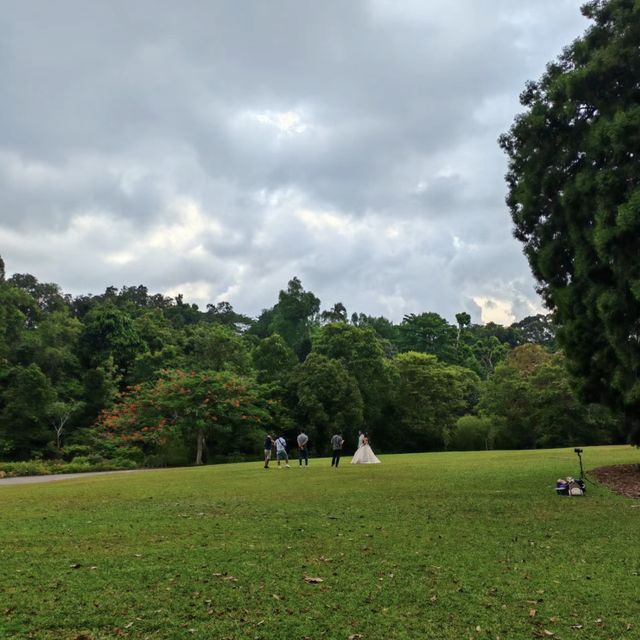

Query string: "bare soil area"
[[591, 464, 640, 499]]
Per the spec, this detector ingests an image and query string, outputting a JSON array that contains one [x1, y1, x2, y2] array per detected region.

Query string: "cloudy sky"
[[1, 0, 588, 324]]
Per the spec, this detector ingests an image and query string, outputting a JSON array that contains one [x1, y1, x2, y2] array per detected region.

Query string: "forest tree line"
[[0, 255, 625, 470]]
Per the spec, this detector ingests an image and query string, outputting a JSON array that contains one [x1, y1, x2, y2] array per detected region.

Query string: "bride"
[[351, 433, 381, 464]]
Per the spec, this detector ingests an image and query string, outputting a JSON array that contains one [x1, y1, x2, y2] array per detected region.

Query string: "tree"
[[205, 301, 253, 331], [15, 310, 86, 448], [81, 357, 121, 425], [312, 323, 392, 438], [23, 310, 83, 390], [479, 347, 552, 449], [0, 364, 56, 458], [455, 312, 471, 348], [392, 352, 478, 452], [164, 294, 203, 328], [320, 302, 348, 324], [184, 324, 251, 374], [499, 0, 640, 442], [453, 323, 513, 378], [448, 415, 495, 451], [128, 309, 182, 384], [97, 369, 270, 465], [351, 313, 399, 344], [268, 277, 320, 359], [7, 273, 70, 318], [479, 345, 620, 449], [398, 313, 457, 363], [49, 400, 83, 451], [252, 334, 297, 385], [503, 342, 552, 376], [79, 304, 145, 377], [511, 314, 556, 350], [0, 284, 36, 364], [291, 353, 363, 454]]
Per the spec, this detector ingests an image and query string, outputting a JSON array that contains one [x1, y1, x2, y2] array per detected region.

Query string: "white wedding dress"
[[351, 442, 381, 464]]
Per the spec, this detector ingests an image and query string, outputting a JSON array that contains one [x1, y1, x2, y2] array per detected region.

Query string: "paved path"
[[0, 469, 145, 486]]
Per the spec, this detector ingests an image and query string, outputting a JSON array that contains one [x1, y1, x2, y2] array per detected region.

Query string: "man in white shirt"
[[297, 429, 309, 467], [275, 435, 290, 468]]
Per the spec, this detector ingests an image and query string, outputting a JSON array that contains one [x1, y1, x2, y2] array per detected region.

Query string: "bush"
[[62, 444, 93, 460], [0, 461, 51, 477], [142, 434, 191, 468], [448, 416, 495, 451], [0, 458, 139, 478], [142, 454, 168, 468], [208, 454, 254, 465], [105, 458, 137, 470], [63, 461, 92, 473]]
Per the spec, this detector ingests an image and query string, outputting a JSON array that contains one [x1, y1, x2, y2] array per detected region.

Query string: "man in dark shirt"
[[264, 433, 274, 469], [330, 432, 344, 467]]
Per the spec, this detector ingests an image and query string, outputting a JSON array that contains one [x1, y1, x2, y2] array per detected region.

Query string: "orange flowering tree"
[[97, 369, 271, 464]]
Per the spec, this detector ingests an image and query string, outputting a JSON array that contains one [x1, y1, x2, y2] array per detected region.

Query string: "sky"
[[0, 0, 589, 325]]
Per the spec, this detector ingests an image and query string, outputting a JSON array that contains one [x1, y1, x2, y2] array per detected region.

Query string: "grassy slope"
[[1, 446, 639, 640]]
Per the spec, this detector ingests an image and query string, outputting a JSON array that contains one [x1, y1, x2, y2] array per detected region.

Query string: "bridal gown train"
[[350, 443, 381, 464]]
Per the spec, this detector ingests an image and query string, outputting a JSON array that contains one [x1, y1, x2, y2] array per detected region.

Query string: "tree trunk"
[[195, 428, 206, 465]]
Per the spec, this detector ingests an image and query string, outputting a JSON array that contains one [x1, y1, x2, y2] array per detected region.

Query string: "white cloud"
[[473, 296, 516, 325], [251, 110, 309, 135], [296, 208, 352, 235], [165, 280, 215, 304]]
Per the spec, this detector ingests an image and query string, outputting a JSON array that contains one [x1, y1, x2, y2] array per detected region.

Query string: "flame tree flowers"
[[97, 369, 272, 465]]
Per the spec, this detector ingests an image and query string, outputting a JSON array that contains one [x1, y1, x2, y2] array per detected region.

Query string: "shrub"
[[62, 444, 92, 460], [0, 458, 138, 478], [106, 458, 137, 470], [448, 416, 495, 451]]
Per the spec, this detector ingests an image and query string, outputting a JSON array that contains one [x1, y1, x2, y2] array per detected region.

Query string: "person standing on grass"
[[357, 430, 365, 449], [350, 432, 381, 464], [275, 434, 290, 468], [297, 429, 309, 467], [263, 433, 274, 469], [330, 432, 344, 467]]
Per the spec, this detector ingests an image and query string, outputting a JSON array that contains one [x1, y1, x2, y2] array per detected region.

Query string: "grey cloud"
[[0, 0, 587, 322]]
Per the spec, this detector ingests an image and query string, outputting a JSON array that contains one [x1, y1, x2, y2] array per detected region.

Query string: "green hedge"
[[0, 458, 138, 478]]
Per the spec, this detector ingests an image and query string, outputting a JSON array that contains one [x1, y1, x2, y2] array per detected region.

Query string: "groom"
[[330, 432, 344, 467]]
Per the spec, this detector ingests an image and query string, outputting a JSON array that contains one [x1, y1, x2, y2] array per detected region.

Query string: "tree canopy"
[[500, 0, 640, 442], [0, 256, 624, 466]]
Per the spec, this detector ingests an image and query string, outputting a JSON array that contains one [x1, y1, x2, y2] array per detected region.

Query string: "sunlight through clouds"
[[145, 198, 223, 251], [252, 110, 309, 135], [473, 296, 516, 325], [296, 208, 352, 235]]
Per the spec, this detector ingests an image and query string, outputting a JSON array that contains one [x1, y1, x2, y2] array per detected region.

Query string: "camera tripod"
[[574, 447, 585, 479], [574, 447, 598, 488]]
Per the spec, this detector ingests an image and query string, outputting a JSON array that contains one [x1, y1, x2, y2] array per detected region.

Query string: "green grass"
[[1, 446, 639, 640]]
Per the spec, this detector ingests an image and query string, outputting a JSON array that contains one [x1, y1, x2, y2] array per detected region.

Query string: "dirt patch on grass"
[[591, 464, 640, 499]]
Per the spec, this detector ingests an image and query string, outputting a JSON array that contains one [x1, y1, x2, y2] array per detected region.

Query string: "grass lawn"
[[1, 445, 639, 640]]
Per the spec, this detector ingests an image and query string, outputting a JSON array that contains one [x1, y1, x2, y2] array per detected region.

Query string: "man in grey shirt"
[[330, 432, 344, 468], [297, 429, 309, 467]]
